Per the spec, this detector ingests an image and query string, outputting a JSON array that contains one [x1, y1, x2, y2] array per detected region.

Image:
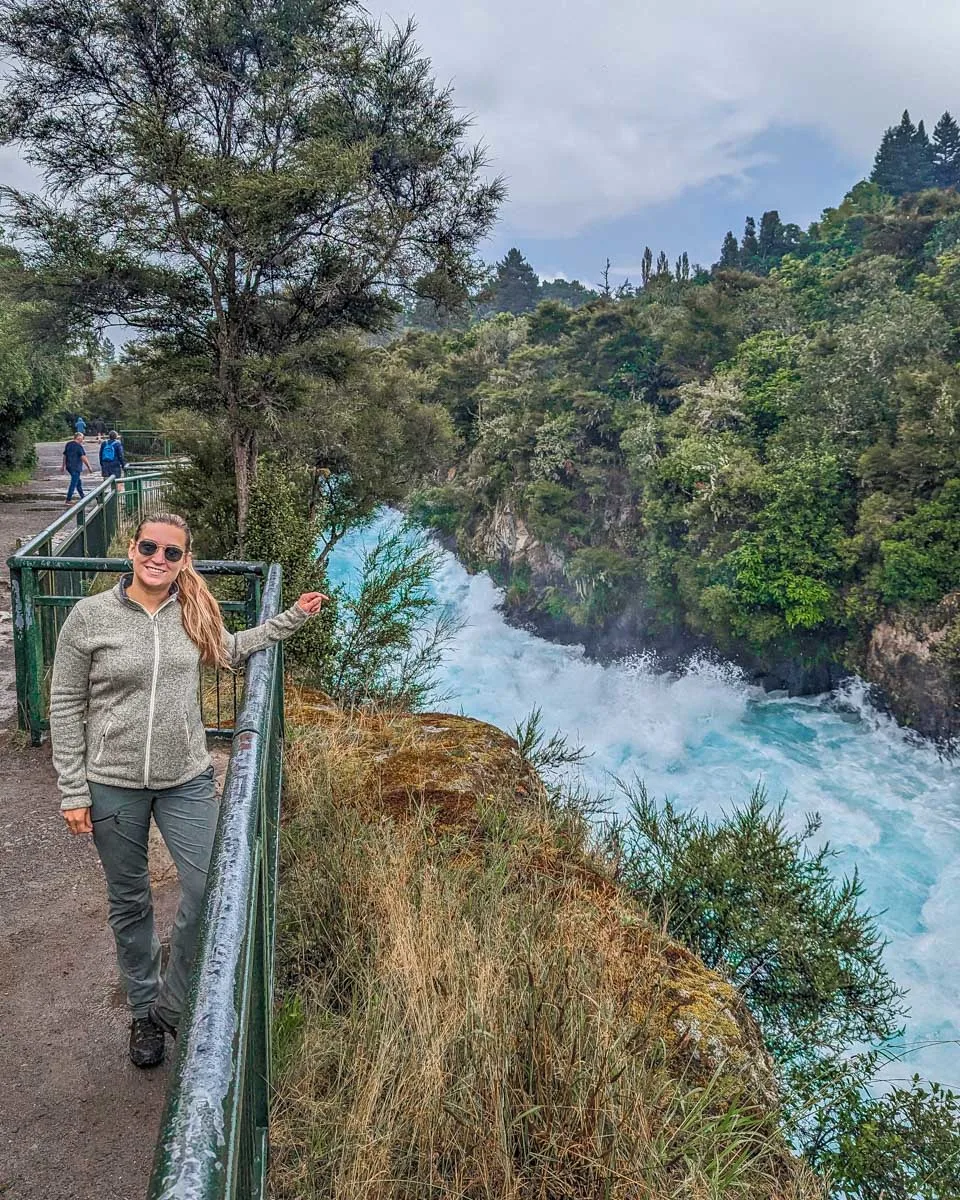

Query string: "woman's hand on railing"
[[295, 592, 328, 615], [63, 807, 93, 835]]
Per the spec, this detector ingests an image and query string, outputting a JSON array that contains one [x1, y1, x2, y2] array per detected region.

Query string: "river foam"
[[328, 510, 960, 1089]]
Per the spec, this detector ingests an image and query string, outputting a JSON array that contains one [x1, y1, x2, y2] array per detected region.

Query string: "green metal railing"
[[7, 473, 262, 744], [119, 428, 175, 460], [148, 564, 285, 1199]]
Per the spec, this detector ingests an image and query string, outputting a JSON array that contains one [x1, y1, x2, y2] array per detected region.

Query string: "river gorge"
[[329, 509, 960, 1095]]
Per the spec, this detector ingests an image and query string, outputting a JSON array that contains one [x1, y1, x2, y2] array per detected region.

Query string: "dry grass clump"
[[271, 696, 820, 1200]]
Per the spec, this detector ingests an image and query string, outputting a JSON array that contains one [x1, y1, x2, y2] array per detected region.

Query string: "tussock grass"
[[272, 702, 820, 1200]]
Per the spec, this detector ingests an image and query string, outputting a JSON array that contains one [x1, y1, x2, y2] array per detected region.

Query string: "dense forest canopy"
[[386, 112, 960, 713]]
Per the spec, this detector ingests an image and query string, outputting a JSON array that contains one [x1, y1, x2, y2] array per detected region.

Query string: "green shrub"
[[879, 479, 960, 604], [407, 484, 476, 538]]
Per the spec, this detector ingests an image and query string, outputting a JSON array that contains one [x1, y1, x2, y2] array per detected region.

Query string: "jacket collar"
[[116, 572, 180, 610]]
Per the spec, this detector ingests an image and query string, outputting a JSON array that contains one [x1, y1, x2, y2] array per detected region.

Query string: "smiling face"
[[127, 520, 190, 592]]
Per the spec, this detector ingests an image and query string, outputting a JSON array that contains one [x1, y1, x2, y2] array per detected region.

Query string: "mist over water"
[[328, 510, 960, 1089]]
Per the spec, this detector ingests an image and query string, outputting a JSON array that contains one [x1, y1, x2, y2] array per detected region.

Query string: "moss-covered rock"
[[276, 690, 819, 1199]]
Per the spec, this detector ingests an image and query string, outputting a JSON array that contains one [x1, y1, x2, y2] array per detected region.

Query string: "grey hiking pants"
[[88, 767, 218, 1030]]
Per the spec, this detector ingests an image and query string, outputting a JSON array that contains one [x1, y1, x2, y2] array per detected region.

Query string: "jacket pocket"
[[94, 719, 112, 764]]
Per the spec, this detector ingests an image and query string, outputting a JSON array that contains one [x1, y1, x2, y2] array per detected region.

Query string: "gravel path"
[[0, 443, 177, 1199]]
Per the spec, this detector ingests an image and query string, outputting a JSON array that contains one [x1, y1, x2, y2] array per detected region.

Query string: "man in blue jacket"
[[99, 430, 126, 479], [62, 433, 92, 502]]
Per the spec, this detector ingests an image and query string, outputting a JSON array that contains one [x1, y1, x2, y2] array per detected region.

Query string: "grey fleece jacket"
[[50, 576, 310, 809]]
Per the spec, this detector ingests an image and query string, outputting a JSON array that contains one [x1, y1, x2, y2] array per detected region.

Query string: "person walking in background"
[[61, 432, 92, 502], [50, 512, 327, 1068], [98, 429, 126, 479], [74, 415, 86, 436]]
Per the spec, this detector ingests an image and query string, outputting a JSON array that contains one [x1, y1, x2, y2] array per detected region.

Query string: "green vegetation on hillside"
[[394, 168, 960, 694], [0, 245, 78, 477]]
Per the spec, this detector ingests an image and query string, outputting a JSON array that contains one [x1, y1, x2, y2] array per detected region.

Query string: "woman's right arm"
[[49, 605, 93, 814]]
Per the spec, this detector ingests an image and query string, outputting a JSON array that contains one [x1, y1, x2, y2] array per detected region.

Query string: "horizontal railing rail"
[[148, 563, 285, 1200]]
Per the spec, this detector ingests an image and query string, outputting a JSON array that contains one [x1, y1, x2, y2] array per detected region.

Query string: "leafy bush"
[[523, 479, 586, 545], [323, 523, 459, 710], [614, 783, 960, 1197], [244, 461, 336, 675], [407, 483, 476, 538], [616, 785, 905, 1069], [879, 479, 960, 604]]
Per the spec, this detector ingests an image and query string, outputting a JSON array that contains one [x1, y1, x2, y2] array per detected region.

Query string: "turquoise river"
[[329, 509, 960, 1091]]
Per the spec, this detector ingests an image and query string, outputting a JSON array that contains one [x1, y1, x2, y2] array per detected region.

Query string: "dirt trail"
[[1, 442, 178, 1200]]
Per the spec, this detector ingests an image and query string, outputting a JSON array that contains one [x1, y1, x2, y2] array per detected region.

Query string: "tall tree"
[[640, 246, 653, 288], [655, 250, 670, 276], [871, 110, 936, 196], [718, 230, 740, 270], [488, 248, 540, 315], [0, 0, 503, 538], [933, 111, 960, 189], [741, 216, 759, 269], [757, 210, 784, 267]]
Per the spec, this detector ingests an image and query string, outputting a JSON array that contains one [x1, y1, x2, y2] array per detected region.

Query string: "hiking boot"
[[129, 1015, 165, 1068], [149, 1005, 178, 1040]]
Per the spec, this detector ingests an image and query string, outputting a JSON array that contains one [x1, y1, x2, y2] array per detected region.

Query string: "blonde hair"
[[133, 512, 231, 669]]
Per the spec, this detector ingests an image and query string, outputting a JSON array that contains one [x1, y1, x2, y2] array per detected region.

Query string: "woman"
[[50, 512, 326, 1068]]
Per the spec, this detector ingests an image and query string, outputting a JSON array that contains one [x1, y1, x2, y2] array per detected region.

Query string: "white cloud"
[[370, 0, 960, 235]]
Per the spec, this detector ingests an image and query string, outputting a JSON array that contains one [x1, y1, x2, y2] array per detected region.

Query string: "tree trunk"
[[232, 428, 258, 550]]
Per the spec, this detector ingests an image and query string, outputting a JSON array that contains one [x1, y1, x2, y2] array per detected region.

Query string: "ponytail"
[[176, 560, 232, 669], [132, 512, 230, 669]]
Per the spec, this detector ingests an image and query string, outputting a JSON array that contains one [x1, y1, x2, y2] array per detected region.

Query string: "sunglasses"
[[136, 539, 185, 563]]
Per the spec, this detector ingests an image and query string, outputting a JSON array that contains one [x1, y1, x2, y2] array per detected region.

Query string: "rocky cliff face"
[[863, 595, 960, 746], [459, 503, 957, 745], [467, 498, 566, 583]]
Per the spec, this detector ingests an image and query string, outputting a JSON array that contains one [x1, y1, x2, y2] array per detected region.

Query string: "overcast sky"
[[370, 0, 960, 286], [1, 1, 957, 293]]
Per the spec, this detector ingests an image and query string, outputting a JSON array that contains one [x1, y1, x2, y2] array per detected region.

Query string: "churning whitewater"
[[328, 510, 960, 1090]]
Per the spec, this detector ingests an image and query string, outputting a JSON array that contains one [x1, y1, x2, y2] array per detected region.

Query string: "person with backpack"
[[99, 430, 126, 479], [50, 511, 327, 1067]]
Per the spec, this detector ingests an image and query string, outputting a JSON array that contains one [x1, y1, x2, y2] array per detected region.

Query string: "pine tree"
[[718, 231, 740, 270], [490, 248, 540, 314], [933, 112, 960, 189], [741, 217, 759, 270], [871, 110, 936, 196], [641, 246, 653, 288], [0, 0, 502, 537], [758, 210, 784, 266]]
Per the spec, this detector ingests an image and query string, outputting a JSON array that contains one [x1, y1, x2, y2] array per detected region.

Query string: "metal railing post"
[[8, 562, 30, 735], [18, 564, 45, 745]]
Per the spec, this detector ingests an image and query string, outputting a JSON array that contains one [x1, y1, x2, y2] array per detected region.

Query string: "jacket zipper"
[[142, 615, 162, 787], [119, 587, 178, 789]]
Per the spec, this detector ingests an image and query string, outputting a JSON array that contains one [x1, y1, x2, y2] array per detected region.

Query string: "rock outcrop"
[[864, 594, 960, 746]]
